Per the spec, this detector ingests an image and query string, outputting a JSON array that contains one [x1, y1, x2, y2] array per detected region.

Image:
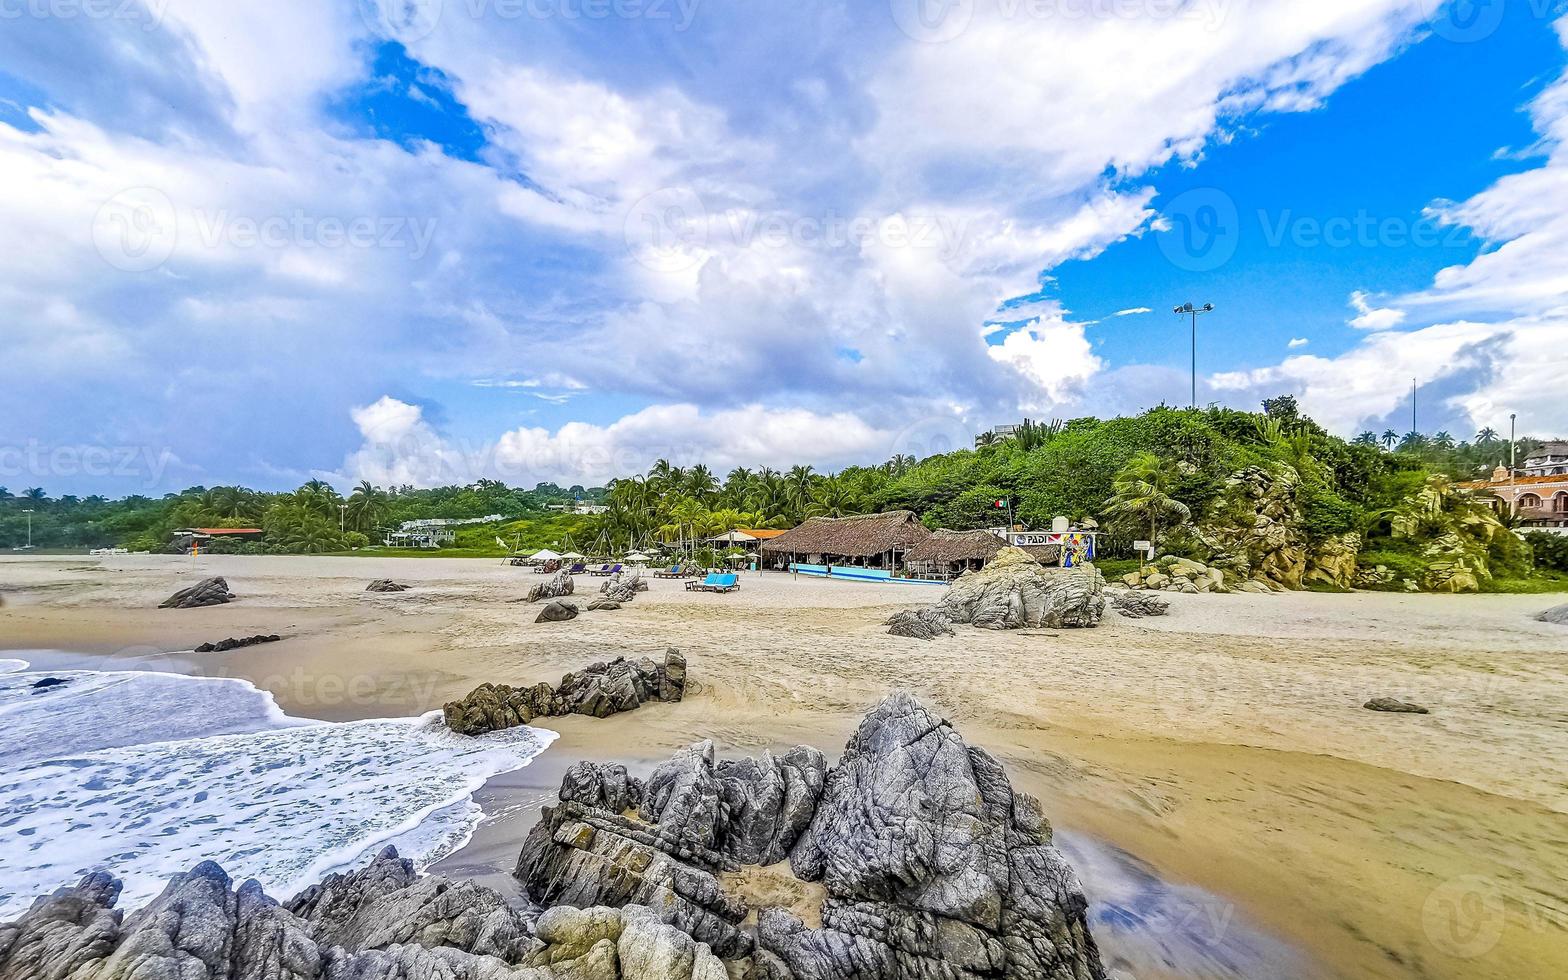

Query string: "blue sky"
[[1, 0, 1566, 495]]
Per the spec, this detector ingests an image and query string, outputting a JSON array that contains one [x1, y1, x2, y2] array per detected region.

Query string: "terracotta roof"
[[739, 528, 789, 540], [759, 511, 931, 558], [190, 528, 263, 535], [1459, 474, 1568, 490], [906, 529, 1007, 564]]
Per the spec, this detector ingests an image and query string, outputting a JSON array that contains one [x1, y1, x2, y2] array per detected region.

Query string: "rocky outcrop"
[[0, 845, 750, 980], [4, 694, 1105, 980], [1194, 464, 1313, 590], [1119, 555, 1235, 594], [442, 648, 688, 735], [1303, 531, 1360, 590], [1364, 697, 1429, 714], [525, 571, 575, 604], [194, 634, 281, 652], [600, 569, 649, 603], [536, 599, 579, 623], [1538, 603, 1568, 625], [158, 576, 233, 609], [364, 579, 410, 593], [885, 606, 955, 640], [516, 693, 1106, 980], [932, 547, 1104, 629], [1107, 590, 1169, 617]]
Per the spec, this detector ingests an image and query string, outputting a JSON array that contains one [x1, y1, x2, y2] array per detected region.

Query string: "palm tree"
[[0, 487, 11, 501], [1353, 431, 1379, 447], [1380, 429, 1399, 450], [1433, 430, 1455, 450], [1475, 427, 1498, 448], [346, 481, 389, 533], [1398, 431, 1428, 452], [1100, 453, 1191, 550], [976, 431, 999, 448], [806, 474, 860, 518], [24, 487, 47, 502]]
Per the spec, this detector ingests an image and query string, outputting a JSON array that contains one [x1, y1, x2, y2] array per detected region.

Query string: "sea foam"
[[0, 660, 555, 918]]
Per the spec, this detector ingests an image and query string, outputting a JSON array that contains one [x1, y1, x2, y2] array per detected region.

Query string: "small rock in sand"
[[158, 576, 233, 609], [365, 579, 410, 593], [536, 599, 579, 623], [1364, 697, 1429, 714], [1536, 603, 1568, 625]]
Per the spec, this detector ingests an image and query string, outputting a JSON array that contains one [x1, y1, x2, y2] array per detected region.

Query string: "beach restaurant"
[[759, 510, 933, 579]]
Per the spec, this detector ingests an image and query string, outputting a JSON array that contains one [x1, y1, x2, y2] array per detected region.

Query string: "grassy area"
[[1482, 571, 1568, 595]]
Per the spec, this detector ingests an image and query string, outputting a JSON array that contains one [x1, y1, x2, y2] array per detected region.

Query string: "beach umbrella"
[[623, 551, 652, 562], [529, 549, 561, 561], [561, 551, 585, 559]]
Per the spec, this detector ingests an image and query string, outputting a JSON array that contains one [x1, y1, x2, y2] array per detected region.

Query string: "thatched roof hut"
[[760, 511, 931, 563], [905, 529, 1007, 566]]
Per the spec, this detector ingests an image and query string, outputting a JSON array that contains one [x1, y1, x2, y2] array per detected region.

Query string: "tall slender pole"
[[1191, 311, 1198, 409], [1510, 413, 1517, 517], [1411, 379, 1417, 436], [23, 510, 33, 549]]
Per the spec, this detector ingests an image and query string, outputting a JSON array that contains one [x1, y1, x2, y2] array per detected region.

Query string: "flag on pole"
[[993, 499, 1008, 509]]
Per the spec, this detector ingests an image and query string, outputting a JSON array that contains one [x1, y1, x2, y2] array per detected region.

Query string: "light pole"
[[1172, 303, 1214, 408], [1510, 412, 1517, 517], [22, 509, 34, 549], [339, 503, 348, 534]]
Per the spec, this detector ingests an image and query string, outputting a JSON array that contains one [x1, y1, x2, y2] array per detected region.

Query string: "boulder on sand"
[[933, 546, 1105, 629], [1108, 590, 1170, 618], [885, 606, 955, 640], [194, 634, 281, 653], [442, 647, 688, 735], [158, 576, 233, 609], [525, 570, 575, 604], [1536, 603, 1568, 625], [1364, 697, 1429, 714], [364, 579, 409, 593], [535, 599, 579, 623]]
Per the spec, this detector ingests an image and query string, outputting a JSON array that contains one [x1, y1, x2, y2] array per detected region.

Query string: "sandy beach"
[[3, 553, 1566, 980]]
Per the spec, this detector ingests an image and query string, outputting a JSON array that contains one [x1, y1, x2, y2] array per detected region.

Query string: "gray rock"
[[561, 762, 645, 813], [364, 579, 410, 593], [600, 569, 648, 603], [442, 649, 687, 736], [535, 600, 580, 623], [934, 548, 1105, 629], [1108, 590, 1170, 618], [586, 597, 623, 611], [526, 571, 576, 604], [195, 634, 282, 653], [1536, 603, 1568, 625], [885, 606, 955, 640], [1364, 697, 1430, 714], [159, 576, 233, 609]]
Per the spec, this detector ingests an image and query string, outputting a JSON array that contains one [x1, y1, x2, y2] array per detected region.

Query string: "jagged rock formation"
[[442, 648, 688, 735], [931, 547, 1104, 629], [536, 600, 579, 623], [1303, 532, 1360, 590], [158, 576, 233, 609], [516, 693, 1106, 980], [600, 569, 648, 603], [1364, 697, 1430, 714], [885, 606, 955, 640], [1538, 603, 1568, 625], [1383, 476, 1528, 593], [1119, 555, 1235, 594], [0, 846, 745, 980], [365, 579, 410, 593], [525, 571, 575, 604], [194, 633, 281, 652], [1107, 590, 1169, 617], [1194, 464, 1313, 590], [3, 694, 1104, 980]]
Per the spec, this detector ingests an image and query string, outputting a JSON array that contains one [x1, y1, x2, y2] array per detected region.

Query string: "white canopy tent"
[[529, 549, 561, 561]]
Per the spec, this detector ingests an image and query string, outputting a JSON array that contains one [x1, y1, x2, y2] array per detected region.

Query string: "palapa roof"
[[905, 529, 1007, 565], [760, 510, 931, 557]]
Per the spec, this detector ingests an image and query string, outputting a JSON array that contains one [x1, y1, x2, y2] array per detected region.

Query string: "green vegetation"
[[3, 397, 1562, 592]]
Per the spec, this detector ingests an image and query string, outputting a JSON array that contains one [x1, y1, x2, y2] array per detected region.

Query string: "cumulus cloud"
[[1348, 290, 1408, 330], [1288, 337, 1310, 348]]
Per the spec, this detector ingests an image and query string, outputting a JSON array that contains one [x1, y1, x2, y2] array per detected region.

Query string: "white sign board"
[[1133, 540, 1151, 552]]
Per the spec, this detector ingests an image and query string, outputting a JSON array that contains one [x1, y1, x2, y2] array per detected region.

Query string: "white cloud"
[[340, 397, 902, 488], [1288, 337, 1309, 348], [1114, 307, 1152, 317], [1348, 290, 1408, 330]]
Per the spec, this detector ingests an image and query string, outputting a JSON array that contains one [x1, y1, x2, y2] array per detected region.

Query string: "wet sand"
[[3, 553, 1566, 979]]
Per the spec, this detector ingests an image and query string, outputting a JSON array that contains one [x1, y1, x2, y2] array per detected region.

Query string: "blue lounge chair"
[[686, 572, 740, 593], [653, 564, 683, 579], [591, 563, 622, 577]]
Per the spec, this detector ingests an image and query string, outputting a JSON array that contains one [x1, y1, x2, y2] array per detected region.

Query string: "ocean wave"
[[0, 664, 554, 918]]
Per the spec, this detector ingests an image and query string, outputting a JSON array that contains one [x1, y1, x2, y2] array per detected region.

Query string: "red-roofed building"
[[1459, 466, 1568, 535]]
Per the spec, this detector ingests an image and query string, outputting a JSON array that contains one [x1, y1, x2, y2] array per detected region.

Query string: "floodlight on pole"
[[22, 509, 34, 549], [1172, 303, 1215, 408]]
